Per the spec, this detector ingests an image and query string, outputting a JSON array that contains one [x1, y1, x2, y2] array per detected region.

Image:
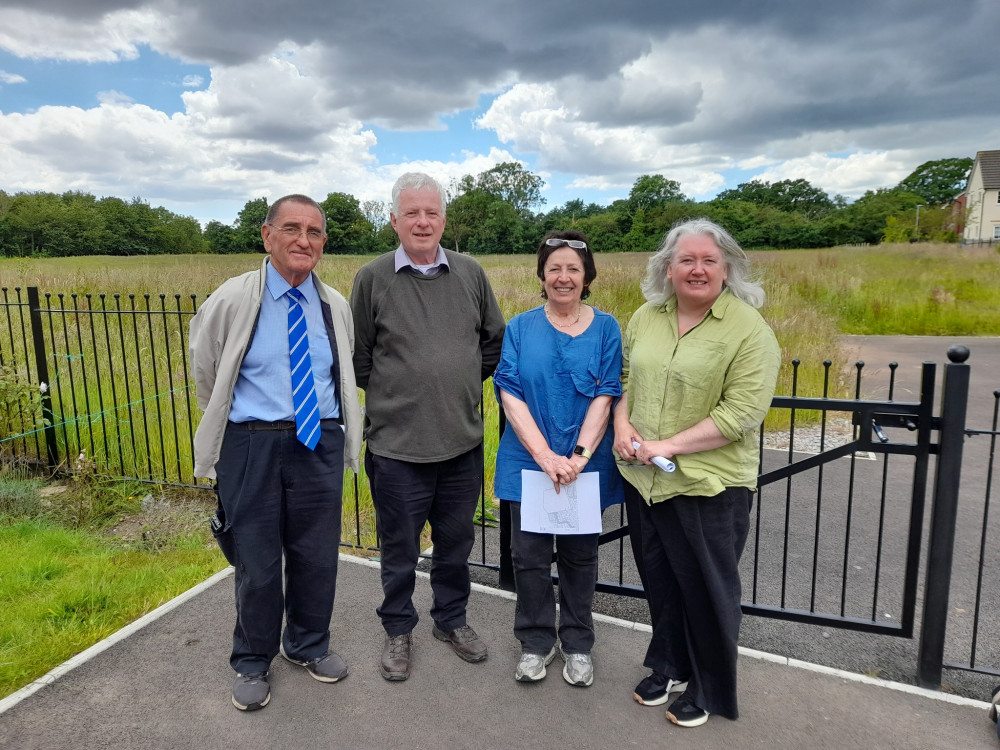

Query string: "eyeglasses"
[[268, 224, 326, 242], [545, 238, 588, 251]]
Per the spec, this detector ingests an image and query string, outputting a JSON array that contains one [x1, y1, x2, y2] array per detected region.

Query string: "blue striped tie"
[[286, 288, 320, 450]]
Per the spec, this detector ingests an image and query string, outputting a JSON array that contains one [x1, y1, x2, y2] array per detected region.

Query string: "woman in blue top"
[[493, 230, 624, 688]]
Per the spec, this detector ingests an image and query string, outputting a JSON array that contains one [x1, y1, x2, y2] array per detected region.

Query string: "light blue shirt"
[[393, 245, 449, 275], [229, 263, 340, 422]]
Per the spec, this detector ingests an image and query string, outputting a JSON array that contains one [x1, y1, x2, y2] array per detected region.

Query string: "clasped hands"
[[537, 451, 587, 492]]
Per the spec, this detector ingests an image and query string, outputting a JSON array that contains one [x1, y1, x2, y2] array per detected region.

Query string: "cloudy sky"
[[1, 0, 997, 227]]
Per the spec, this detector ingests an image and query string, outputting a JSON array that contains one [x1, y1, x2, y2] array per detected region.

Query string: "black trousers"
[[624, 481, 752, 720], [365, 444, 483, 637], [216, 420, 344, 674], [507, 501, 599, 655]]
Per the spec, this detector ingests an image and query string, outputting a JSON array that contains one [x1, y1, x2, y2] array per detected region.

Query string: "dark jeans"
[[216, 420, 345, 674], [365, 444, 483, 637], [507, 501, 599, 655], [625, 481, 751, 720]]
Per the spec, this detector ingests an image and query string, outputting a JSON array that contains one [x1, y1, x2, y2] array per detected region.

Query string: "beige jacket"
[[189, 258, 362, 479]]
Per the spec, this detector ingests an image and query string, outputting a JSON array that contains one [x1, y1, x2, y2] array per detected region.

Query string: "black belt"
[[232, 418, 342, 431]]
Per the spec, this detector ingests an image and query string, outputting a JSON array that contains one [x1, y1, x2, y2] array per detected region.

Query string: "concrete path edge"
[[1, 552, 991, 718]]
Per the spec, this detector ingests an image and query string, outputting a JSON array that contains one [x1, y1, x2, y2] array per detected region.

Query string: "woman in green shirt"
[[613, 218, 780, 728]]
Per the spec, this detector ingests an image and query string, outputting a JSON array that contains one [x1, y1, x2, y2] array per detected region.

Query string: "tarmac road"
[[1, 559, 995, 750]]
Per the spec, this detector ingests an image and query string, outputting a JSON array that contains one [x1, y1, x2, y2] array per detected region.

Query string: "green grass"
[[0, 516, 226, 699], [2, 241, 998, 699], [755, 243, 1000, 335]]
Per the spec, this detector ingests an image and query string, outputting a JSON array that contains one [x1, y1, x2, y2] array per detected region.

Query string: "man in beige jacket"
[[190, 194, 361, 712]]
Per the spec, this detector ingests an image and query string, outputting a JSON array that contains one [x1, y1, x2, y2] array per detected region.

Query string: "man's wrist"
[[573, 445, 593, 460]]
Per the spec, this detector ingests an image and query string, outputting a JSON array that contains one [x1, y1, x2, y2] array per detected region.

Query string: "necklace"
[[545, 303, 582, 328]]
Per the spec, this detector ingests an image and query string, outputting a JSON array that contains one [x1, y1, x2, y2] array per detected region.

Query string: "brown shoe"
[[432, 624, 488, 663], [380, 633, 412, 681]]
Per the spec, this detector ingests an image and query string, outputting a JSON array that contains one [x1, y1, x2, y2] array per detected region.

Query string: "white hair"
[[641, 217, 765, 308], [390, 172, 446, 216]]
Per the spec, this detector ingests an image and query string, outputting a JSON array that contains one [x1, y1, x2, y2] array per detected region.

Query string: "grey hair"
[[640, 217, 765, 309], [390, 172, 447, 216], [264, 194, 327, 234]]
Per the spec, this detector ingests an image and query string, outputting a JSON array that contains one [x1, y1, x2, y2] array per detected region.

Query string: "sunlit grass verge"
[[0, 466, 228, 700], [0, 518, 226, 699]]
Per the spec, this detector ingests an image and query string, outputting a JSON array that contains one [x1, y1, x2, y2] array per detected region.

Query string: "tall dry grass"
[[4, 242, 998, 545]]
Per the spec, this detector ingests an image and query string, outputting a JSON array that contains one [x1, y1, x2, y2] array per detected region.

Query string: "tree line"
[[0, 158, 971, 258]]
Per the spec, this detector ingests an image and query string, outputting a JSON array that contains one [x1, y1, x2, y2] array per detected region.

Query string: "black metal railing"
[[2, 286, 998, 688]]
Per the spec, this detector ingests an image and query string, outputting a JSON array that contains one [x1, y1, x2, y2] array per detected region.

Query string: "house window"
[[994, 226, 1000, 240]]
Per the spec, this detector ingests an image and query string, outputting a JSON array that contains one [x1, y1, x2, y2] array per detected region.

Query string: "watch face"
[[574, 446, 584, 455]]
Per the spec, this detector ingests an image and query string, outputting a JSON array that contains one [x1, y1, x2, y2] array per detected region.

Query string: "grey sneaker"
[[280, 646, 349, 683], [514, 646, 557, 682], [232, 671, 270, 711], [560, 648, 594, 687]]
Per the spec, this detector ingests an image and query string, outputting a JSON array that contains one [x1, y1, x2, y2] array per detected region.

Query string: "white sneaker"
[[514, 646, 557, 682], [560, 648, 594, 687]]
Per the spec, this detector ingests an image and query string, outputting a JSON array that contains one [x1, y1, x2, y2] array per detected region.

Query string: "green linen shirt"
[[618, 288, 781, 504]]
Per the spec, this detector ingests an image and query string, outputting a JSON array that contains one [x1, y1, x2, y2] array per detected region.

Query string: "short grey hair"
[[641, 217, 765, 309], [264, 194, 327, 234], [390, 172, 446, 216]]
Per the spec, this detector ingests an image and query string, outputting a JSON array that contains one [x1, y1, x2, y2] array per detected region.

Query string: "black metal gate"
[[2, 285, 994, 691]]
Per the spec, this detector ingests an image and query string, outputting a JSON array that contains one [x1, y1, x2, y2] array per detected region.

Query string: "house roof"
[[975, 150, 1000, 189]]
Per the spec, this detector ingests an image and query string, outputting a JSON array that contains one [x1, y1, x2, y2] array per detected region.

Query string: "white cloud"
[[0, 0, 998, 221], [749, 152, 912, 198], [0, 8, 157, 63], [0, 70, 27, 85]]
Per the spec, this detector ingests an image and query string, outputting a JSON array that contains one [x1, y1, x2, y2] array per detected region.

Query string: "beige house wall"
[[963, 157, 1000, 242]]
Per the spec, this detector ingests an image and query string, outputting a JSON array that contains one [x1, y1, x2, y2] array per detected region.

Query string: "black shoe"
[[666, 692, 709, 728], [633, 672, 688, 706], [232, 671, 270, 711], [380, 633, 412, 681], [432, 624, 488, 663]]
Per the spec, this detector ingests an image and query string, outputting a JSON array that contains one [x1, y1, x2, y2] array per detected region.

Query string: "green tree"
[[823, 188, 924, 245], [320, 192, 370, 254], [158, 208, 208, 254], [203, 220, 238, 254], [896, 157, 973, 206], [716, 178, 833, 218], [627, 174, 685, 213], [8, 192, 94, 257], [570, 212, 626, 252], [233, 198, 268, 254], [456, 162, 546, 215], [443, 190, 493, 254]]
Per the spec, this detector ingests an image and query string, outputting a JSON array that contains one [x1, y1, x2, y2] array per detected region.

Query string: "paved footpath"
[[1, 556, 996, 750]]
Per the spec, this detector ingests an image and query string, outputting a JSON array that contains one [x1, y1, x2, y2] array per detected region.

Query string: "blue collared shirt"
[[230, 263, 340, 422], [393, 245, 450, 275]]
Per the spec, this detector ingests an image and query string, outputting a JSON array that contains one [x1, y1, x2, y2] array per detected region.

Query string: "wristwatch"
[[573, 445, 593, 459]]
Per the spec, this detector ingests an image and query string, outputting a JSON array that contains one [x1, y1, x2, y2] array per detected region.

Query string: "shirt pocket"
[[667, 340, 729, 428]]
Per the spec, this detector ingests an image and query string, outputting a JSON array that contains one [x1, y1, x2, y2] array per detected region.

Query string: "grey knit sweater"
[[350, 248, 506, 462]]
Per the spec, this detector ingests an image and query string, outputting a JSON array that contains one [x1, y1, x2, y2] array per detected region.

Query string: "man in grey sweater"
[[351, 172, 505, 681]]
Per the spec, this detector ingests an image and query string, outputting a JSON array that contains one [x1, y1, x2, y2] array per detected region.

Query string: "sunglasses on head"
[[545, 238, 588, 250]]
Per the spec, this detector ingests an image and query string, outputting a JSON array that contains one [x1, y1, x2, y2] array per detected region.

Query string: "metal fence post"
[[26, 286, 59, 468], [917, 345, 970, 688]]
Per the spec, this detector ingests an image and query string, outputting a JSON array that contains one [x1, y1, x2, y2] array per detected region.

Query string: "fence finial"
[[947, 345, 970, 363]]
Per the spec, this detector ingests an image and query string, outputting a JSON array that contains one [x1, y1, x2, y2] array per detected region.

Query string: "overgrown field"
[[1, 241, 997, 699]]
